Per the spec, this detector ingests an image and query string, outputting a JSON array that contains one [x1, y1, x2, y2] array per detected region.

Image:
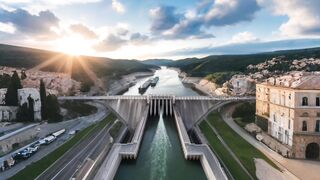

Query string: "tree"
[[27, 95, 34, 121], [46, 94, 61, 122], [16, 103, 29, 122], [5, 71, 22, 106], [40, 79, 47, 120]]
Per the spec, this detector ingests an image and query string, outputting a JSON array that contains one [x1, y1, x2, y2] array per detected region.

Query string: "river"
[[114, 67, 207, 180]]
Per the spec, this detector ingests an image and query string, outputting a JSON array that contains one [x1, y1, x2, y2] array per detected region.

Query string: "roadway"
[[0, 102, 109, 180], [35, 117, 114, 180], [36, 117, 114, 180]]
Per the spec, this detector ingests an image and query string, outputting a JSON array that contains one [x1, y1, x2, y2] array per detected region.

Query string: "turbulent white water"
[[150, 112, 171, 180]]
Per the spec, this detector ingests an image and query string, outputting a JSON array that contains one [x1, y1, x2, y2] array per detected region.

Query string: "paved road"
[[36, 119, 113, 180], [220, 104, 320, 180], [0, 102, 108, 179]]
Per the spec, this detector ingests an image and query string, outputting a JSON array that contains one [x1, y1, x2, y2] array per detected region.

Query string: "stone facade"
[[0, 88, 6, 105], [256, 72, 320, 159], [229, 75, 256, 96], [0, 88, 41, 122], [18, 88, 42, 121], [0, 106, 18, 121]]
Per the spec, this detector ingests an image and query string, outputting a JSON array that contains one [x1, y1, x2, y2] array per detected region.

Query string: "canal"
[[114, 67, 207, 180]]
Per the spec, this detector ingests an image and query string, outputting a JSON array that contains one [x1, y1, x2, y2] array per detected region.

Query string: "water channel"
[[114, 67, 207, 180]]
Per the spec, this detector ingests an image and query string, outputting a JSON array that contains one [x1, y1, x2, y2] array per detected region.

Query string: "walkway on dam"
[[58, 95, 255, 101]]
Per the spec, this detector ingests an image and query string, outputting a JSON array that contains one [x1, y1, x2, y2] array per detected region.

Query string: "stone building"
[[229, 75, 256, 96], [0, 88, 6, 105], [0, 88, 41, 121], [18, 88, 41, 121], [256, 72, 320, 160]]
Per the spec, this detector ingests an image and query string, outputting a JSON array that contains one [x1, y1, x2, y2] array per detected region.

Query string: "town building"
[[0, 88, 41, 121], [0, 88, 7, 105], [256, 72, 320, 160]]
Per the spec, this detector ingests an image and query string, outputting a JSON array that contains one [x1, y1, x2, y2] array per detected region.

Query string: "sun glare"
[[54, 36, 92, 56]]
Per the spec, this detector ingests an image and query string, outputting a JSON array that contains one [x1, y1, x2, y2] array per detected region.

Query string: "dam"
[[115, 67, 206, 180], [59, 67, 254, 179]]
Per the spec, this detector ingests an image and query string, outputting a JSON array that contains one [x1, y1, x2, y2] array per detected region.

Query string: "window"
[[316, 97, 320, 106], [302, 97, 308, 106], [289, 94, 291, 100], [288, 120, 291, 129], [316, 120, 320, 132], [302, 121, 307, 131]]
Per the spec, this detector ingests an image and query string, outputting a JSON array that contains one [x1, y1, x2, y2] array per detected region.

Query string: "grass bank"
[[199, 121, 250, 179], [10, 114, 116, 180], [206, 112, 280, 179]]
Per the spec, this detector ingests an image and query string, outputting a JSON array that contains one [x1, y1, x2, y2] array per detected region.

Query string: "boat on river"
[[138, 78, 152, 94], [150, 76, 159, 87]]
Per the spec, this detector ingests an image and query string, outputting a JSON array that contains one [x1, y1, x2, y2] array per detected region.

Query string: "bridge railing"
[[58, 95, 256, 101]]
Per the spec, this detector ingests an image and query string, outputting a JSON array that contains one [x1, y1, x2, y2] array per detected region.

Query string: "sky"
[[0, 0, 320, 60]]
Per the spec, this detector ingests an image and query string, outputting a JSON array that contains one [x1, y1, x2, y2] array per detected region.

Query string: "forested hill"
[[168, 47, 320, 77], [0, 44, 158, 82]]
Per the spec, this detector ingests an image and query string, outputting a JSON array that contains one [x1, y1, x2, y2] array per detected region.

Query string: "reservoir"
[[114, 67, 206, 180]]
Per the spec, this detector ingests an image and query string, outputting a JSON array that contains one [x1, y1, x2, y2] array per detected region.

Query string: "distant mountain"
[[0, 44, 158, 84], [142, 59, 173, 66], [168, 47, 320, 77]]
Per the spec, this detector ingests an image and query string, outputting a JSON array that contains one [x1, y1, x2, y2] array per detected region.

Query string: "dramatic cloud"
[[204, 0, 260, 26], [0, 8, 59, 37], [150, 0, 260, 39], [69, 24, 98, 39], [263, 0, 320, 36], [112, 0, 125, 14], [94, 34, 127, 51], [150, 6, 182, 34]]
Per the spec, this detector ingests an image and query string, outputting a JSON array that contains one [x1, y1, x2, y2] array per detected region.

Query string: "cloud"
[[165, 38, 320, 57], [93, 34, 127, 51], [0, 22, 15, 34], [150, 5, 213, 39], [230, 31, 259, 43], [149, 1, 260, 39], [0, 8, 59, 37], [204, 0, 260, 26], [1, 0, 102, 6], [69, 23, 98, 39], [150, 6, 182, 34], [112, 0, 125, 14], [262, 0, 320, 36], [130, 32, 149, 44]]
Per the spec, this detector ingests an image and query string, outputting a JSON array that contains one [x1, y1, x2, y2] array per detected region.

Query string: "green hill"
[[169, 47, 320, 77], [0, 44, 157, 85]]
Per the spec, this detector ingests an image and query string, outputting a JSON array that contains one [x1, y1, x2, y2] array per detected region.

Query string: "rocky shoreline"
[[107, 71, 155, 95]]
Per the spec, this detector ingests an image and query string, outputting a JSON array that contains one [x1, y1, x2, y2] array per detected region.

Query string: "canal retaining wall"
[[93, 106, 149, 180], [173, 107, 228, 180]]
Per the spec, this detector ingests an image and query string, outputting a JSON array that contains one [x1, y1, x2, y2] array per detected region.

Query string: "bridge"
[[58, 95, 255, 180], [59, 95, 254, 130]]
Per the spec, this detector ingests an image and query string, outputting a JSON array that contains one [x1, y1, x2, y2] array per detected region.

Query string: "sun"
[[54, 35, 92, 56]]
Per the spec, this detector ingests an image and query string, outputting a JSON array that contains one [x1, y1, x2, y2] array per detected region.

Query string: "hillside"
[[0, 44, 158, 85], [169, 47, 320, 77], [142, 59, 173, 66]]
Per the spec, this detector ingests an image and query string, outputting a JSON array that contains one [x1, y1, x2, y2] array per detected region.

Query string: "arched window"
[[302, 97, 308, 106], [315, 120, 320, 132], [302, 121, 308, 131]]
